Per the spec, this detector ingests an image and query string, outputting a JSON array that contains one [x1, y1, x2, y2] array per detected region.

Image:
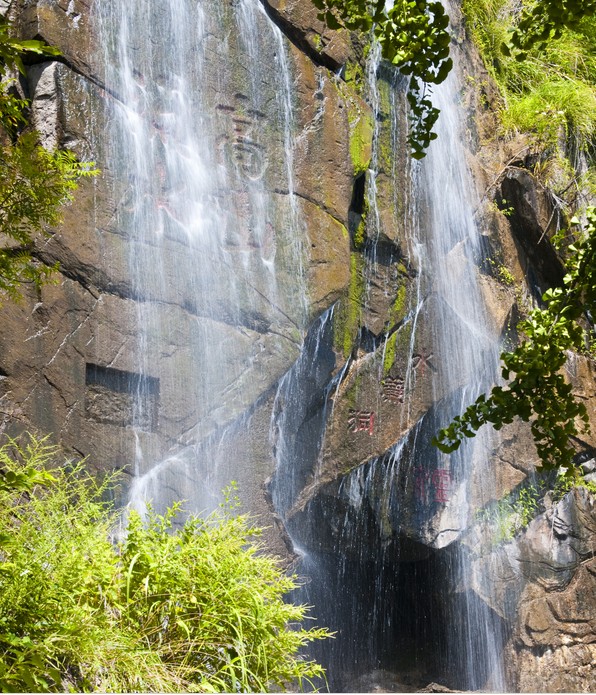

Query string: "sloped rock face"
[[514, 490, 596, 692], [271, 4, 596, 691], [466, 487, 596, 692], [0, 0, 358, 522]]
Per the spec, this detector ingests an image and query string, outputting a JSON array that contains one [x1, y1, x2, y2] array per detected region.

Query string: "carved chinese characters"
[[382, 375, 405, 403], [217, 97, 268, 181], [348, 409, 376, 436], [414, 466, 452, 505], [411, 351, 436, 377]]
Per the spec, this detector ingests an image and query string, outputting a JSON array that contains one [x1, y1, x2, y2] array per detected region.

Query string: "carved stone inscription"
[[382, 376, 405, 404], [217, 96, 268, 181], [348, 409, 376, 436], [411, 351, 436, 377]]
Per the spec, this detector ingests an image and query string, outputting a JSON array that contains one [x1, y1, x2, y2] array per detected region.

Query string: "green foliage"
[[478, 484, 540, 544], [552, 471, 596, 499], [0, 435, 329, 692], [478, 472, 596, 545], [504, 0, 596, 58], [434, 208, 596, 474], [0, 17, 98, 302], [0, 17, 60, 77], [312, 0, 452, 157], [0, 435, 56, 497], [487, 257, 515, 286], [462, 0, 596, 161], [0, 133, 97, 300]]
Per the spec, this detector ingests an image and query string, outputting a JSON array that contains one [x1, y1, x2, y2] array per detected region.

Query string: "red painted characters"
[[413, 466, 452, 505], [347, 409, 376, 436]]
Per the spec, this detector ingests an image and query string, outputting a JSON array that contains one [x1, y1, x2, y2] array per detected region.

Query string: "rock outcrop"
[[0, 0, 594, 691]]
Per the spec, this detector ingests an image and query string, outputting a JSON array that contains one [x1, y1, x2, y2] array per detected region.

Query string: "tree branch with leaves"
[[504, 0, 596, 58], [312, 0, 452, 158]]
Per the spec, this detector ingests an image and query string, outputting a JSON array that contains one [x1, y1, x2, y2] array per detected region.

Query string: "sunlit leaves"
[[434, 208, 596, 474], [0, 133, 98, 301], [0, 437, 330, 692], [312, 0, 453, 157], [0, 17, 60, 77], [0, 18, 98, 302], [505, 0, 596, 59]]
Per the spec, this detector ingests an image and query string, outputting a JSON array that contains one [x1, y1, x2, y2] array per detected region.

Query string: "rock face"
[[0, 0, 595, 691], [512, 490, 596, 693], [1, 0, 357, 520], [466, 487, 596, 692]]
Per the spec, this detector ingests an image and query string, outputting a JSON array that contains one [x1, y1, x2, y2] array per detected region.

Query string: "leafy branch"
[[0, 16, 60, 76], [0, 17, 98, 301], [0, 133, 98, 299], [312, 0, 452, 158], [504, 0, 596, 59], [434, 207, 596, 475]]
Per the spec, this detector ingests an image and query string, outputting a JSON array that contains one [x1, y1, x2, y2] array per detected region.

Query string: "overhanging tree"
[[434, 208, 596, 476], [315, 0, 596, 157], [312, 0, 452, 158]]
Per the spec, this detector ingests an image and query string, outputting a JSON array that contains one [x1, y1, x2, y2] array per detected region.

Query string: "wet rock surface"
[[0, 0, 354, 495], [0, 0, 595, 691], [505, 489, 596, 691]]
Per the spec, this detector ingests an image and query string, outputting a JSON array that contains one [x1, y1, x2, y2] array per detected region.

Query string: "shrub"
[[0, 435, 329, 692]]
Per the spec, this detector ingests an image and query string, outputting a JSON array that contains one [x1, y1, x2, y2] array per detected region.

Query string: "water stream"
[[415, 12, 507, 686], [95, 0, 508, 690], [269, 9, 508, 691], [95, 0, 307, 517]]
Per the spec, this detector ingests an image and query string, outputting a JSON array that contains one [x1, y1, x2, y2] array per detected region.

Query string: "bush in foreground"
[[0, 435, 329, 692]]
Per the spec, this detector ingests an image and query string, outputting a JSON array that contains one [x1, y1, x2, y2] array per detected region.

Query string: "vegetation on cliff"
[[314, 0, 596, 161], [317, 0, 596, 476], [462, 0, 596, 198], [0, 17, 96, 302], [0, 436, 329, 693], [431, 1, 596, 475], [313, 0, 452, 158]]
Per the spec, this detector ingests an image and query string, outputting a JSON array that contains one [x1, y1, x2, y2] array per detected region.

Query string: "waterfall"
[[94, 0, 308, 517], [93, 0, 510, 689], [267, 11, 509, 692], [414, 4, 508, 687]]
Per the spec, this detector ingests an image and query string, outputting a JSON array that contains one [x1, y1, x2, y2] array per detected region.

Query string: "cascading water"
[[94, 0, 511, 689], [268, 8, 510, 692], [414, 10, 508, 687], [95, 0, 308, 517]]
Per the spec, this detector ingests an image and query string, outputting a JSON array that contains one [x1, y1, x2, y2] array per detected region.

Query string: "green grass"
[[462, 0, 596, 164]]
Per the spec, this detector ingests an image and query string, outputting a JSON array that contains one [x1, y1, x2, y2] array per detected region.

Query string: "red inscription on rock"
[[413, 466, 452, 504], [347, 409, 376, 436]]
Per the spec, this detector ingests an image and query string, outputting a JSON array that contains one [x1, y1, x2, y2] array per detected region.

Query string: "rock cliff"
[[0, 0, 594, 691]]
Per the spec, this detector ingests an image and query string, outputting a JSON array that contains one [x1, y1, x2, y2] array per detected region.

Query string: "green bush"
[[0, 435, 329, 692]]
